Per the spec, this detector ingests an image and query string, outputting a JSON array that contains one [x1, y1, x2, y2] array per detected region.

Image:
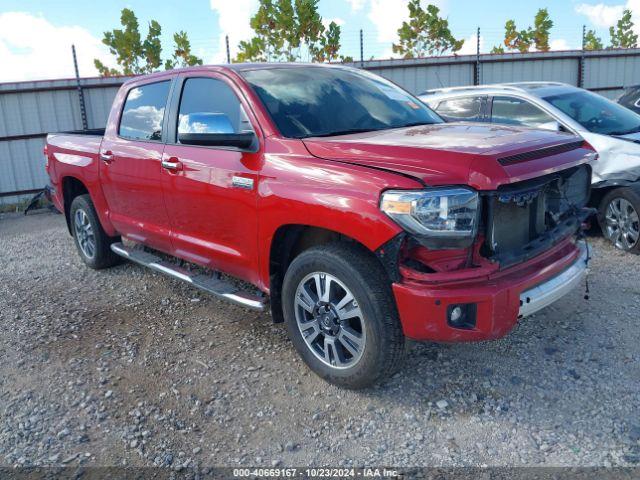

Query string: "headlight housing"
[[380, 187, 480, 249]]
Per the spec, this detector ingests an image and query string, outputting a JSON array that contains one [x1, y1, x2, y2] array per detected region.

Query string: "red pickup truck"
[[46, 64, 594, 388]]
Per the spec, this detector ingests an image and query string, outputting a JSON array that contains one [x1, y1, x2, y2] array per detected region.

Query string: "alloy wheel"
[[74, 208, 96, 259], [605, 197, 640, 250], [294, 272, 366, 369]]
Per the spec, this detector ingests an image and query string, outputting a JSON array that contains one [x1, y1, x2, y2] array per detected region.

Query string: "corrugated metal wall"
[[354, 48, 640, 100], [2, 48, 640, 206], [0, 76, 131, 206]]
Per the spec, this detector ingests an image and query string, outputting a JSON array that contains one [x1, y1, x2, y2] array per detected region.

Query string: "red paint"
[[46, 65, 593, 343]]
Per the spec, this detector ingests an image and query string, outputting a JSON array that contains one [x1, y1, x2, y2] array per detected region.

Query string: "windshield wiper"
[[302, 122, 435, 139], [398, 121, 434, 128], [306, 128, 383, 138], [609, 126, 640, 136]]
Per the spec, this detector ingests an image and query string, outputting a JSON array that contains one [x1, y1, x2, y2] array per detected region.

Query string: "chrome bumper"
[[518, 242, 588, 318]]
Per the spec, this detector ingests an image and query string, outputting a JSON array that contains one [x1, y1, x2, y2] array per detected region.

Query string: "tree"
[[610, 9, 638, 48], [492, 9, 554, 54], [503, 19, 532, 53], [584, 29, 603, 51], [94, 8, 202, 76], [235, 0, 346, 63], [392, 1, 464, 58], [532, 8, 553, 51], [165, 31, 204, 69]]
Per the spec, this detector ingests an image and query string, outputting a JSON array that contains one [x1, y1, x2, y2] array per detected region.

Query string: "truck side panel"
[[46, 133, 117, 237], [256, 137, 421, 292]]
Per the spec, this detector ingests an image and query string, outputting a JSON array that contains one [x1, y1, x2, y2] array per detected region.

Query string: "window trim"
[[165, 73, 261, 153], [117, 78, 175, 144]]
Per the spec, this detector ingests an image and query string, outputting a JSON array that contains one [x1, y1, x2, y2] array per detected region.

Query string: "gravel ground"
[[0, 210, 639, 469]]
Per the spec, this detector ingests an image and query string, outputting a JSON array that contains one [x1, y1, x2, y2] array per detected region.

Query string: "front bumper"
[[392, 239, 588, 342]]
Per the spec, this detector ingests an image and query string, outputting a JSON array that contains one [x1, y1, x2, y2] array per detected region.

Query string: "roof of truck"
[[121, 63, 353, 84]]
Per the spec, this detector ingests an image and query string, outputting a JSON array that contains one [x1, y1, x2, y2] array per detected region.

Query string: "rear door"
[[160, 73, 263, 284], [99, 78, 174, 252]]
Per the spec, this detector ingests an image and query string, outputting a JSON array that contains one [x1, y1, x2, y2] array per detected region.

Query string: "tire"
[[597, 187, 640, 254], [282, 243, 405, 389], [69, 194, 121, 269]]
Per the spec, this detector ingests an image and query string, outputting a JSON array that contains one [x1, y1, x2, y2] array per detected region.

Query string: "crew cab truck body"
[[46, 64, 594, 388]]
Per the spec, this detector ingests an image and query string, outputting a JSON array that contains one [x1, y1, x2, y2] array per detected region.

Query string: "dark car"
[[618, 85, 640, 114]]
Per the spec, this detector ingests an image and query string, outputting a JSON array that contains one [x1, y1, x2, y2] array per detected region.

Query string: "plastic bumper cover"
[[392, 239, 588, 342]]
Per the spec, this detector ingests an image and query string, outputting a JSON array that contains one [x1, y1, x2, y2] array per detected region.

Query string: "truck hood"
[[302, 123, 592, 190]]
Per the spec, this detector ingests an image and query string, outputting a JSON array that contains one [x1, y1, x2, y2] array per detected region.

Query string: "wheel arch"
[[60, 175, 117, 237], [267, 224, 396, 323], [61, 176, 90, 234]]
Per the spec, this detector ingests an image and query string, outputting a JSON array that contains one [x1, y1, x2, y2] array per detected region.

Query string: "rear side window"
[[435, 96, 484, 122], [491, 96, 554, 128], [177, 77, 253, 140], [119, 81, 171, 141]]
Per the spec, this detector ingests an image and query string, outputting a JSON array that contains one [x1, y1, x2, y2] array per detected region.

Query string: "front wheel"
[[598, 187, 640, 254], [282, 243, 405, 389]]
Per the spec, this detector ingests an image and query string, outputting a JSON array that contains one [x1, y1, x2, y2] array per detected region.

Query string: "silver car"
[[420, 82, 640, 253]]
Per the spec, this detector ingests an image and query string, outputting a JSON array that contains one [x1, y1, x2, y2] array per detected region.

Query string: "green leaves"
[[166, 31, 204, 69], [493, 8, 553, 53], [533, 8, 553, 52], [610, 9, 638, 49], [584, 30, 603, 51], [392, 1, 464, 58], [235, 0, 345, 62], [94, 8, 203, 76]]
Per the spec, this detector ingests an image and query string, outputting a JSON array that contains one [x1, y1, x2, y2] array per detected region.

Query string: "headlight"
[[380, 187, 479, 248]]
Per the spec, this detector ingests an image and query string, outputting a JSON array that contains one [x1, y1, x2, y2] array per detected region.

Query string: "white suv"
[[420, 82, 640, 253]]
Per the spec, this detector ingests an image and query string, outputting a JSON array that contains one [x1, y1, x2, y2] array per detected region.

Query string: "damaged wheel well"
[[268, 225, 392, 323]]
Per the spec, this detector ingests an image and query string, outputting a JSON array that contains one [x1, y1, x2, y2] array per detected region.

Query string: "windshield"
[[241, 66, 442, 138], [544, 89, 640, 136]]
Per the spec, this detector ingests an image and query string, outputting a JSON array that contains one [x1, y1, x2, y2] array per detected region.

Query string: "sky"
[[0, 0, 638, 82]]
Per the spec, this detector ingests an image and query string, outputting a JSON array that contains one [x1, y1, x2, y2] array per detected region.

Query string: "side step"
[[110, 242, 267, 311]]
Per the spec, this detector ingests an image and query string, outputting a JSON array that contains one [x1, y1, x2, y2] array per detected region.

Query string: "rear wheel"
[[598, 187, 640, 254], [282, 243, 405, 389], [70, 194, 121, 269]]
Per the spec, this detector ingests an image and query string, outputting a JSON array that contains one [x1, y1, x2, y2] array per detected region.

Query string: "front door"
[[161, 74, 262, 284], [99, 79, 173, 252]]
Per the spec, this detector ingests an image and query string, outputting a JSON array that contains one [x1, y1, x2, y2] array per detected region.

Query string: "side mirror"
[[178, 132, 255, 149], [539, 120, 562, 132], [178, 112, 255, 149]]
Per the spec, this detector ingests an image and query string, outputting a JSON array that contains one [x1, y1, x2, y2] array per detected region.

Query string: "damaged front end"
[[484, 164, 593, 268], [378, 164, 593, 282]]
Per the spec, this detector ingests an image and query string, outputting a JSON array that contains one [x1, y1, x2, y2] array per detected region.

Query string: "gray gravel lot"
[[1, 210, 639, 468]]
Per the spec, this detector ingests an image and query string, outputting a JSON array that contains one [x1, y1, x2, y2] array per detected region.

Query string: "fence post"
[[71, 45, 88, 131], [474, 27, 481, 85], [578, 25, 586, 88], [360, 29, 364, 68], [226, 35, 231, 63]]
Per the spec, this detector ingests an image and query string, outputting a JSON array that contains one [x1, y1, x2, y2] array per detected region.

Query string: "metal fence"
[[0, 76, 131, 206], [2, 47, 640, 206], [346, 47, 640, 99]]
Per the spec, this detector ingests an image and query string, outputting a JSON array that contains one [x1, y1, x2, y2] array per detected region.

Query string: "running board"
[[110, 242, 266, 311]]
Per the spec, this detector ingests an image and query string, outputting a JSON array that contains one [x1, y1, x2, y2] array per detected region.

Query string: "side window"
[[491, 96, 554, 128], [177, 77, 253, 141], [119, 81, 171, 141], [435, 96, 484, 122]]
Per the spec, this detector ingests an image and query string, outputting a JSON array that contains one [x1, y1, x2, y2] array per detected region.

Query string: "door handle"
[[100, 151, 114, 163], [161, 157, 183, 171]]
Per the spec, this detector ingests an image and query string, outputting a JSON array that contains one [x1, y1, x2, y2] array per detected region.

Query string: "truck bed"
[[46, 131, 104, 214]]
